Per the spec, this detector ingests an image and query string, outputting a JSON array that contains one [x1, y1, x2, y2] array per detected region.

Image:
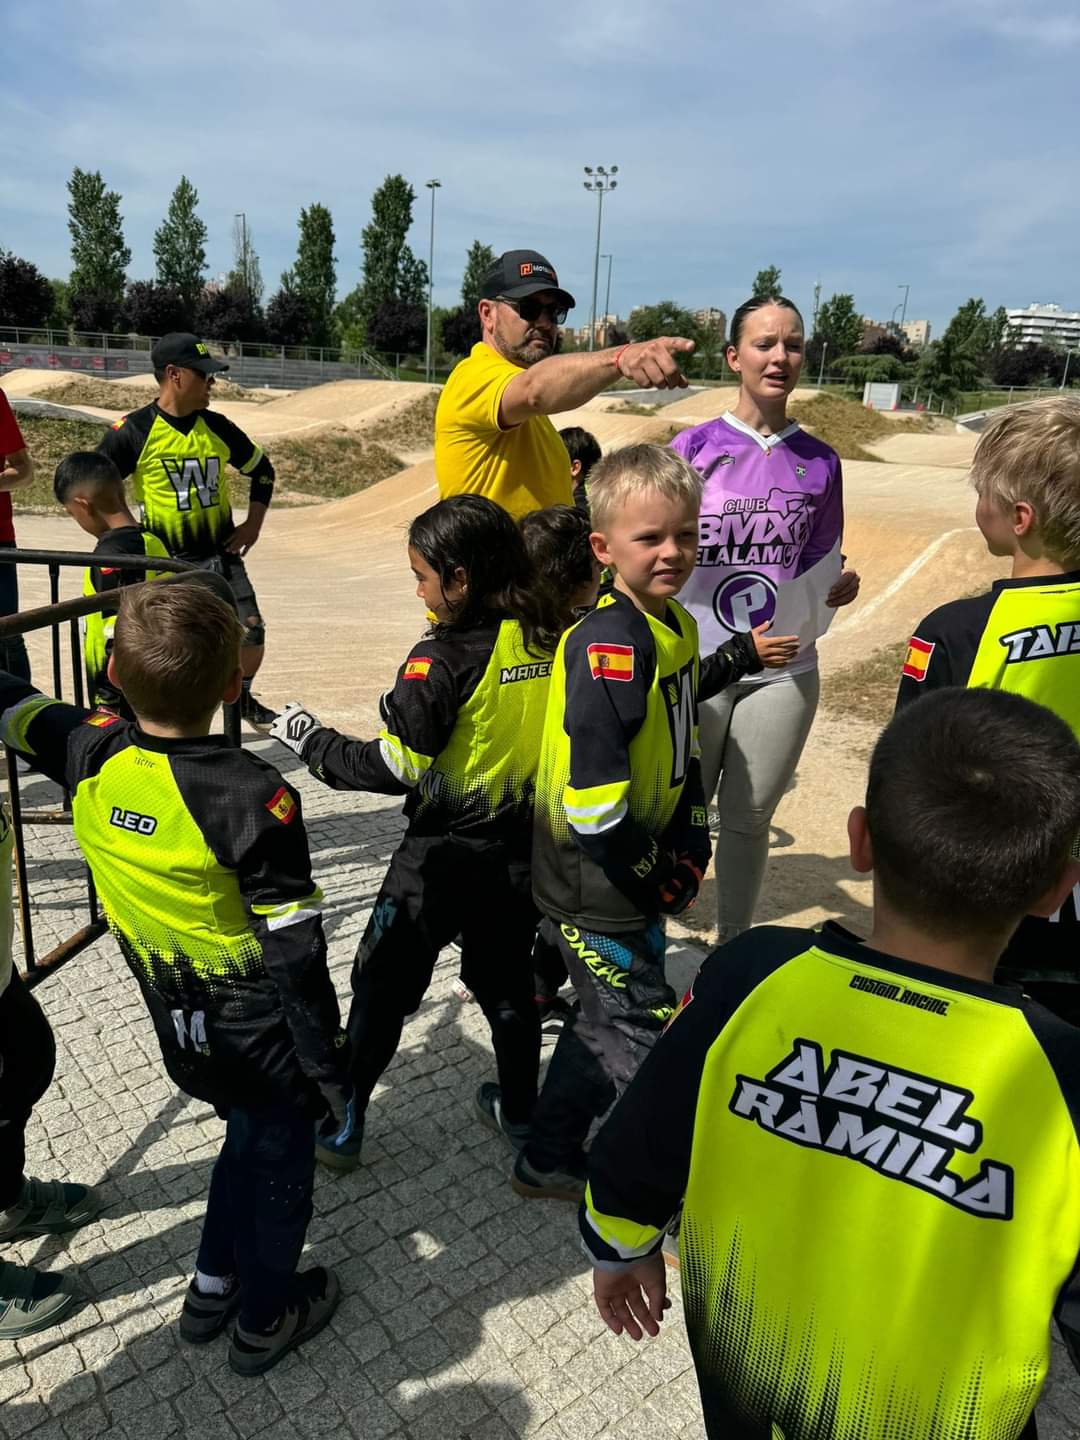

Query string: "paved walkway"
[[2, 742, 1078, 1439]]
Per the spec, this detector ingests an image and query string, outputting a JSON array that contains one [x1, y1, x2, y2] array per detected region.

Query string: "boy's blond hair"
[[112, 580, 242, 725], [588, 443, 703, 533], [971, 396, 1080, 563]]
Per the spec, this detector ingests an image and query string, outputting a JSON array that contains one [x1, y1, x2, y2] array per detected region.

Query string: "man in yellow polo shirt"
[[435, 250, 695, 518]]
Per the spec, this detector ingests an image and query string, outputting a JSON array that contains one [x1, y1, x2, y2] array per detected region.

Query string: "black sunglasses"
[[496, 295, 568, 326]]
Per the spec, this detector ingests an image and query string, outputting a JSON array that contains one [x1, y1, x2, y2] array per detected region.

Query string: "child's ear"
[[222, 667, 244, 706], [1013, 500, 1037, 539], [1028, 858, 1080, 919], [848, 805, 873, 874], [570, 459, 582, 479], [106, 654, 119, 688], [590, 532, 612, 568]]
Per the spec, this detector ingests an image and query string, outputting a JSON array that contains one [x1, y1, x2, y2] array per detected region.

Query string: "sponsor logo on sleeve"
[[265, 786, 297, 824], [902, 636, 935, 681], [403, 656, 432, 682], [586, 642, 634, 682]]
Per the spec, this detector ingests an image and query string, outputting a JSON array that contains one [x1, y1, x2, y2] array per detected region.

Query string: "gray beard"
[[495, 333, 555, 368]]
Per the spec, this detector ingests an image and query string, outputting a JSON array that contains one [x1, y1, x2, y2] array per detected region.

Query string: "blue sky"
[[4, 0, 1078, 336]]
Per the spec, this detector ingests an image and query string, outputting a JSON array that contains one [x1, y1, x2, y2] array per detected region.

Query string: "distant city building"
[[859, 319, 891, 350], [1006, 304, 1080, 348], [693, 307, 726, 337], [572, 314, 620, 345], [900, 319, 931, 349]]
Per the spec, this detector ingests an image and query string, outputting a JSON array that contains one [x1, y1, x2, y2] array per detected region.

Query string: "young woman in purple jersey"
[[670, 296, 860, 944]]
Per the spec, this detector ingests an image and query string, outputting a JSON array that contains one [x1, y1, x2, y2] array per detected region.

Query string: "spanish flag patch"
[[110, 416, 126, 430], [84, 711, 120, 728], [403, 656, 432, 682], [586, 642, 634, 682], [902, 636, 935, 681], [265, 786, 297, 824]]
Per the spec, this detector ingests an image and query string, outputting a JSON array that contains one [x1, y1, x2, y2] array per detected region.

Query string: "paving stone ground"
[[1, 739, 1078, 1440]]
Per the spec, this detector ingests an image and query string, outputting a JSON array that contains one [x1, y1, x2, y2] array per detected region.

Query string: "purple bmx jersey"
[[671, 413, 844, 684]]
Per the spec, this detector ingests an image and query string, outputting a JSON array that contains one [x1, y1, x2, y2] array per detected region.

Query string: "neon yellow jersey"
[[532, 589, 709, 931], [434, 342, 573, 518], [302, 617, 553, 842], [81, 525, 171, 709], [97, 402, 274, 559], [897, 572, 1080, 983], [583, 922, 1080, 1440]]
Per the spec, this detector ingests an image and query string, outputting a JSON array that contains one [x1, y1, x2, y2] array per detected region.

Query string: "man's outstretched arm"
[[499, 337, 696, 427]]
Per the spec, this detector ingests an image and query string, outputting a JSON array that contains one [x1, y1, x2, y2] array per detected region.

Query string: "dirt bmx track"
[[5, 376, 998, 943]]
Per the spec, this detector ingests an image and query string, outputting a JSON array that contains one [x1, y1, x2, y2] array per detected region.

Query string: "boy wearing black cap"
[[96, 332, 279, 728], [434, 250, 696, 519]]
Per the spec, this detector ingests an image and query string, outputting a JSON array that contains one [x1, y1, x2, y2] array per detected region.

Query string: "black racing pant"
[[524, 916, 675, 1172], [0, 973, 56, 1209], [196, 1105, 314, 1331], [346, 834, 541, 1126]]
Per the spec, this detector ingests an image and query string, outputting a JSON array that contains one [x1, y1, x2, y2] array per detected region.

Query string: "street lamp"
[[234, 212, 249, 305], [425, 180, 442, 384], [1062, 348, 1073, 390], [583, 166, 618, 351], [897, 282, 910, 332], [600, 254, 613, 346]]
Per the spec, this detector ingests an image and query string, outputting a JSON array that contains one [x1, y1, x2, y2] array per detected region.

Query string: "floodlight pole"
[[898, 283, 910, 332], [1062, 349, 1073, 390], [425, 180, 442, 384], [601, 254, 613, 345], [817, 341, 828, 387], [583, 166, 618, 351]]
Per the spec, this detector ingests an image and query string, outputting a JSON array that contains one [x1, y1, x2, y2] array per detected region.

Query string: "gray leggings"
[[698, 668, 820, 942]]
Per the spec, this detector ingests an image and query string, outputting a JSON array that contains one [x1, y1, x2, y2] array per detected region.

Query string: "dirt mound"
[[258, 380, 438, 423], [864, 431, 977, 468], [548, 404, 683, 451], [0, 370, 78, 397], [662, 385, 821, 424]]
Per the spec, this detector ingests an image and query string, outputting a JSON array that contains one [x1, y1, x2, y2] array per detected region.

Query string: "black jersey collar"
[[816, 919, 1024, 1006], [991, 568, 1080, 593], [132, 728, 233, 754], [151, 404, 206, 436]]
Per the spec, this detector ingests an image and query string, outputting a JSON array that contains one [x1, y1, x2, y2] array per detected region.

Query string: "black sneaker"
[[228, 1266, 340, 1377], [179, 1276, 241, 1344], [474, 1083, 530, 1151], [240, 690, 278, 729], [511, 1149, 587, 1203]]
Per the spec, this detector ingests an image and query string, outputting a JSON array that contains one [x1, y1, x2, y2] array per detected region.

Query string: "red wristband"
[[611, 344, 631, 373]]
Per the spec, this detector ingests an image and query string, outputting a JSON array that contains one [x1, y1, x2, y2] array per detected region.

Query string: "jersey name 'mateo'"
[[97, 402, 275, 559]]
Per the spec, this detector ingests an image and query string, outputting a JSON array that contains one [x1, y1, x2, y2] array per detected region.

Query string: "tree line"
[[2, 182, 1073, 391], [0, 169, 493, 358], [626, 265, 1075, 398]]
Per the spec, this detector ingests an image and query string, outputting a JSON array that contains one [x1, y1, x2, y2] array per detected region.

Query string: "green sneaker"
[[0, 1261, 79, 1339], [0, 1176, 102, 1241]]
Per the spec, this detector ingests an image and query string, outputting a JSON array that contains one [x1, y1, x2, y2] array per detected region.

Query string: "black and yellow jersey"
[[82, 525, 171, 711], [97, 402, 274, 559], [302, 616, 552, 845], [897, 572, 1080, 984], [532, 590, 728, 934], [583, 922, 1080, 1440], [0, 677, 345, 1113]]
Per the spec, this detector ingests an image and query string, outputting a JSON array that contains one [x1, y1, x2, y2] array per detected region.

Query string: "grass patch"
[[790, 392, 930, 462], [11, 415, 108, 513], [367, 391, 439, 452], [821, 640, 907, 728], [11, 414, 406, 513], [270, 428, 404, 500], [614, 402, 662, 416]]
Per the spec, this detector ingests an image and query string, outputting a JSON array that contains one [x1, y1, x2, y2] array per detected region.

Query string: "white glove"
[[269, 701, 322, 758]]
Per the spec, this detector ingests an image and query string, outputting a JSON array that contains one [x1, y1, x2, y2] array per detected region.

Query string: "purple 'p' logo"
[[712, 572, 776, 633]]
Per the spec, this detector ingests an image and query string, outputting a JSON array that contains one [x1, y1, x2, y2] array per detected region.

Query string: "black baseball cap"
[[150, 333, 229, 375], [480, 251, 575, 309]]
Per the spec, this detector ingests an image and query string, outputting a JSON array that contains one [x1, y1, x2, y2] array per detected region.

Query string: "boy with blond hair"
[[897, 396, 1080, 1019], [514, 444, 796, 1200], [0, 580, 350, 1375]]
